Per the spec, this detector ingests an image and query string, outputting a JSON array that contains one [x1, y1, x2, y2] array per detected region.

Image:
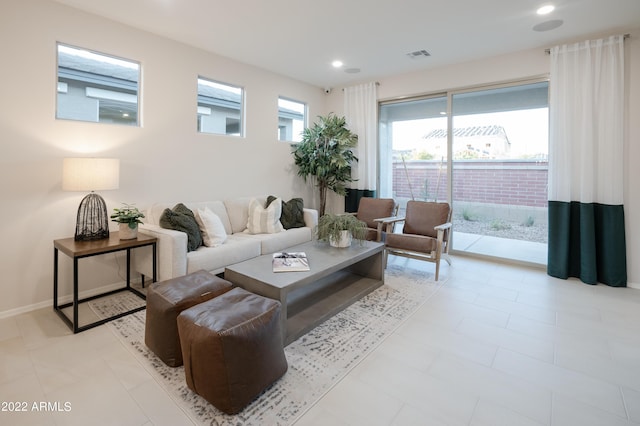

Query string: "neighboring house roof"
[[58, 48, 138, 83], [424, 125, 510, 143], [423, 125, 511, 159]]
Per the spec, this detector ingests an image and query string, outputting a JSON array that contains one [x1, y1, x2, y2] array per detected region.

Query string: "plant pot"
[[119, 223, 138, 240], [329, 230, 352, 248]]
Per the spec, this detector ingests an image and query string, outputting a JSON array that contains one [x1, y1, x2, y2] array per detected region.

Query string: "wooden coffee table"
[[224, 240, 384, 345]]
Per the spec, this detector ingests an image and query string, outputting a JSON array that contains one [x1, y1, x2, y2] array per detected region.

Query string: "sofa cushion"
[[194, 207, 227, 247], [267, 196, 305, 230], [159, 203, 202, 252], [186, 201, 233, 235], [234, 226, 312, 254], [186, 236, 261, 274], [246, 198, 284, 234], [224, 197, 254, 234]]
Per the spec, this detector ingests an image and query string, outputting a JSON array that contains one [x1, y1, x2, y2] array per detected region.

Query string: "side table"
[[53, 232, 157, 333]]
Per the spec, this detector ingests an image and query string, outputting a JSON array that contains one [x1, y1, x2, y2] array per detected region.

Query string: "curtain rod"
[[341, 82, 380, 91], [545, 33, 630, 54]]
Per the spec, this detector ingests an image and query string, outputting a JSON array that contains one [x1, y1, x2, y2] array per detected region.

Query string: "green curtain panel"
[[345, 189, 376, 213], [548, 201, 627, 286]]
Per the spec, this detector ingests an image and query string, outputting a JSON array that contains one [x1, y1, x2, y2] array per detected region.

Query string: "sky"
[[392, 108, 549, 158]]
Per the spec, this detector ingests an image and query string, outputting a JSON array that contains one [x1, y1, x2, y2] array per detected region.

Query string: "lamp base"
[[74, 192, 110, 241]]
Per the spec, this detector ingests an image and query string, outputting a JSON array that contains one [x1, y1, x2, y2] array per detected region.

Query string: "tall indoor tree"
[[292, 113, 358, 216]]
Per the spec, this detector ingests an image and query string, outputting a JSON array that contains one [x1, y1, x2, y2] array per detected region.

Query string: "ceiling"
[[52, 0, 640, 88]]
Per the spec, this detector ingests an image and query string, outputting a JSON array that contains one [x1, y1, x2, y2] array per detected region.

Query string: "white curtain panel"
[[344, 82, 378, 190], [548, 35, 625, 205]]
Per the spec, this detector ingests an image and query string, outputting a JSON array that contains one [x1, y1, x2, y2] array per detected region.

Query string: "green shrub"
[[462, 208, 475, 221], [490, 219, 511, 231], [523, 216, 535, 227]]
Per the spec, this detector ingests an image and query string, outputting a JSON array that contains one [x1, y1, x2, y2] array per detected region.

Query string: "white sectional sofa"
[[132, 196, 318, 282]]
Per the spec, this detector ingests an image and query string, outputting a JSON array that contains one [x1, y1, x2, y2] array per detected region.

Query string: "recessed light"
[[533, 19, 563, 31], [331, 60, 343, 68], [537, 5, 555, 15]]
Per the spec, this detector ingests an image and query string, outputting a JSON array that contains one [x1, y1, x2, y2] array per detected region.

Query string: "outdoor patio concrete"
[[452, 231, 547, 267]]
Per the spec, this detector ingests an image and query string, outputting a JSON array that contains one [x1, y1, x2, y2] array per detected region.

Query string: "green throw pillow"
[[159, 203, 202, 252], [267, 196, 305, 230]]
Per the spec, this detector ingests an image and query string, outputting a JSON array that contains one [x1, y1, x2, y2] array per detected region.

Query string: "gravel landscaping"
[[452, 214, 548, 244]]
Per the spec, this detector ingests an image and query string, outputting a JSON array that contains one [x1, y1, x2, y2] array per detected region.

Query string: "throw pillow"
[[267, 196, 305, 229], [246, 197, 284, 234], [194, 207, 227, 247], [159, 203, 203, 252]]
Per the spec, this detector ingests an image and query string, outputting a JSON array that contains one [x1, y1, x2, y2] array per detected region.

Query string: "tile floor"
[[2, 255, 640, 425]]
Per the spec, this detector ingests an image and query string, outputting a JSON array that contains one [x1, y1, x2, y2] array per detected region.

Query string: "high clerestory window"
[[278, 97, 306, 142], [197, 77, 244, 136], [56, 43, 140, 126]]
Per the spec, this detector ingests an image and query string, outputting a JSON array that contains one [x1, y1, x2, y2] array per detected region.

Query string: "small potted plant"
[[110, 203, 145, 240], [316, 213, 368, 247]]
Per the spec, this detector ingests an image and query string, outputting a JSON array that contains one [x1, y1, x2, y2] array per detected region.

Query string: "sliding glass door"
[[379, 79, 549, 264], [379, 95, 448, 205], [451, 81, 549, 263]]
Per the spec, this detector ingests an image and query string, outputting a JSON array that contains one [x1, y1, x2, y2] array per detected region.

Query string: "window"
[[197, 77, 244, 136], [278, 97, 306, 142], [379, 79, 549, 264], [56, 43, 140, 126], [378, 95, 448, 200]]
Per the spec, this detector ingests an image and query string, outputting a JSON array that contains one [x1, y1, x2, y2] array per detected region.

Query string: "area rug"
[[90, 262, 444, 426]]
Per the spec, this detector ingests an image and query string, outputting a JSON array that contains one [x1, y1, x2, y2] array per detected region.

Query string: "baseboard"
[[0, 279, 141, 320]]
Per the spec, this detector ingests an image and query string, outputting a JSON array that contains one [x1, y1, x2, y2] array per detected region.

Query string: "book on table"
[[272, 252, 310, 272]]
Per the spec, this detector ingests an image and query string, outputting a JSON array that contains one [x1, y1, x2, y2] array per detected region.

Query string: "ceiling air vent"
[[407, 49, 431, 59]]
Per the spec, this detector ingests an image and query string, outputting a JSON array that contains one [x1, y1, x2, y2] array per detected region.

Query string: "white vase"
[[330, 230, 352, 248], [119, 223, 138, 240]]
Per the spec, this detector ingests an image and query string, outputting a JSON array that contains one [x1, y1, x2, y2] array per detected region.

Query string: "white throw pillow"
[[246, 197, 284, 234], [194, 207, 227, 247]]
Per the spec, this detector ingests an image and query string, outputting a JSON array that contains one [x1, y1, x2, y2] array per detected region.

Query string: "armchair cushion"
[[386, 233, 437, 253], [357, 198, 396, 229], [403, 201, 450, 239]]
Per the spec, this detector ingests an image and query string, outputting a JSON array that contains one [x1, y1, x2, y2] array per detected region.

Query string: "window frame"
[[197, 76, 245, 137], [277, 96, 307, 143], [56, 42, 140, 126]]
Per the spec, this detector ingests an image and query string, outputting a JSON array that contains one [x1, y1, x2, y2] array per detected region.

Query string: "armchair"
[[352, 197, 397, 242], [377, 201, 452, 280]]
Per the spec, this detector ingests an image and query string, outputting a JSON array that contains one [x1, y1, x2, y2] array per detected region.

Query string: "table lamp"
[[63, 158, 120, 241]]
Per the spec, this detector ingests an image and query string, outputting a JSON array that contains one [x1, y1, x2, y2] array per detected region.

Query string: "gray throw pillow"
[[159, 203, 202, 252], [267, 196, 305, 230]]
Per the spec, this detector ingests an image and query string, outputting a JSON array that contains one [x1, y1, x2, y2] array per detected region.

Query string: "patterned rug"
[[90, 262, 444, 425]]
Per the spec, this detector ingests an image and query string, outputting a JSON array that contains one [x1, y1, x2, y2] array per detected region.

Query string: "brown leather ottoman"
[[177, 287, 288, 414], [145, 270, 232, 367]]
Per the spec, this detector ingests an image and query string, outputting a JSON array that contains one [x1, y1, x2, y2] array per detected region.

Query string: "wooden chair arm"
[[374, 216, 406, 225], [434, 222, 452, 231], [373, 216, 405, 240]]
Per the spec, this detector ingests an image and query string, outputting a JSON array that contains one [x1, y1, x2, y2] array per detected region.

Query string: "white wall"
[[330, 29, 640, 287], [0, 0, 327, 315], [2, 1, 638, 316]]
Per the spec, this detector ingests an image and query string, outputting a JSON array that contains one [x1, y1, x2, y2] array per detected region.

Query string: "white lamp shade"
[[62, 158, 120, 191]]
